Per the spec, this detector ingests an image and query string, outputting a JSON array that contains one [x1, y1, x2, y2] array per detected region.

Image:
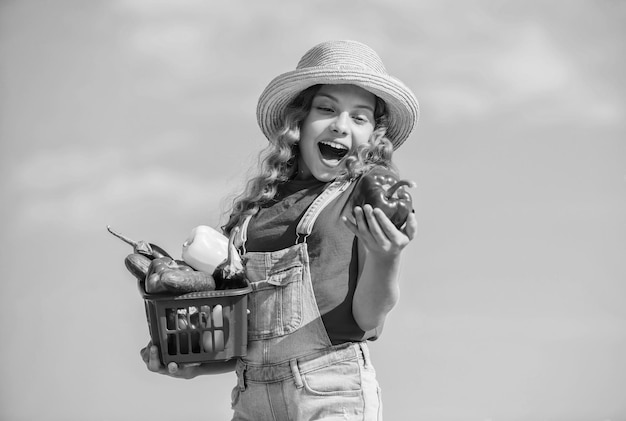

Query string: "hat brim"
[[257, 68, 419, 149]]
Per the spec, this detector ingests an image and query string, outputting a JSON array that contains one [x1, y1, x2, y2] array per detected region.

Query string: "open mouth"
[[318, 141, 349, 161]]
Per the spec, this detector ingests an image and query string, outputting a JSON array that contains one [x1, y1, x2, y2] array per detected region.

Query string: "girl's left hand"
[[140, 342, 202, 379], [342, 204, 417, 258]]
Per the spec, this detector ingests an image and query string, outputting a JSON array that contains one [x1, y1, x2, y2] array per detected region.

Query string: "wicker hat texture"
[[256, 40, 419, 149]]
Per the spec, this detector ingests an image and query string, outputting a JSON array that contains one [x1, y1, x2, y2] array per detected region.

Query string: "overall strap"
[[236, 179, 353, 250], [295, 179, 352, 243]]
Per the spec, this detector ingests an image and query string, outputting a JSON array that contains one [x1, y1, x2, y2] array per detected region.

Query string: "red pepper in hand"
[[350, 166, 415, 228]]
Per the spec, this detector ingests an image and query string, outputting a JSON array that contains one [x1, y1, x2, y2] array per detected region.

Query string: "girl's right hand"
[[140, 342, 201, 379]]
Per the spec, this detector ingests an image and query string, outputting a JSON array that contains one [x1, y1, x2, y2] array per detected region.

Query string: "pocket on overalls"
[[247, 263, 303, 340]]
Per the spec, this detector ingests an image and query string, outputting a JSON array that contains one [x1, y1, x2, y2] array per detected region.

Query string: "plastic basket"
[[142, 282, 251, 365]]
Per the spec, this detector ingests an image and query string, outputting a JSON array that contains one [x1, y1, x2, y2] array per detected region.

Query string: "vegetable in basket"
[[107, 225, 172, 260], [349, 166, 415, 228], [125, 253, 152, 292], [125, 253, 151, 280], [212, 226, 247, 290], [145, 257, 216, 294], [181, 225, 228, 274]]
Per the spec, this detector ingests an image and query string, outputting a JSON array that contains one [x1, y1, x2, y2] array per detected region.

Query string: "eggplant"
[[124, 253, 152, 280], [107, 225, 172, 259], [212, 227, 247, 290]]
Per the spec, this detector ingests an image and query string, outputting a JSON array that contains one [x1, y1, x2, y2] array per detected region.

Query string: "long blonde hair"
[[222, 84, 396, 235]]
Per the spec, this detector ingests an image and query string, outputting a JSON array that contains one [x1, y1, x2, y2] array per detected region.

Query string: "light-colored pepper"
[[181, 225, 228, 274]]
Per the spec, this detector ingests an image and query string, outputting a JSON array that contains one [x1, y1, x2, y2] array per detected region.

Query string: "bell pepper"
[[181, 225, 229, 274], [146, 257, 182, 294], [145, 257, 216, 294], [350, 166, 415, 228]]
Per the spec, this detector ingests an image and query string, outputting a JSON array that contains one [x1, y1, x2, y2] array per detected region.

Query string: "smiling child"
[[142, 39, 420, 421]]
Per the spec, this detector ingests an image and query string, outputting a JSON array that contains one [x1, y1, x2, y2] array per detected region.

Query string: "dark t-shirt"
[[245, 178, 378, 344]]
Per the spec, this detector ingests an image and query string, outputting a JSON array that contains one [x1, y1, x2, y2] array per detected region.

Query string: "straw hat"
[[257, 40, 419, 149]]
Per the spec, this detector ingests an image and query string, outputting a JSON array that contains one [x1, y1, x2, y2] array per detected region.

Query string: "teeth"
[[319, 140, 348, 151], [318, 140, 349, 161]]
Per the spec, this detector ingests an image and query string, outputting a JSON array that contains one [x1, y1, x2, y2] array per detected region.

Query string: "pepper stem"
[[107, 225, 138, 247], [385, 180, 415, 199]]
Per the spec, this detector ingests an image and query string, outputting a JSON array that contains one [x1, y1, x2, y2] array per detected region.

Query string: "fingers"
[[341, 206, 373, 243], [341, 210, 359, 236], [403, 212, 418, 240], [363, 206, 388, 244], [343, 205, 390, 254], [372, 207, 401, 240], [147, 345, 162, 372], [167, 362, 179, 375], [353, 205, 369, 233], [347, 205, 394, 241], [140, 341, 153, 364], [141, 342, 195, 378], [342, 205, 417, 253]]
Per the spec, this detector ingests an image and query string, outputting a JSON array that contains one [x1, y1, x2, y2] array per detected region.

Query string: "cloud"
[[491, 24, 573, 97], [11, 148, 120, 192], [128, 22, 212, 81], [422, 20, 624, 126], [489, 23, 624, 124], [5, 134, 244, 232], [112, 0, 209, 15], [15, 166, 229, 229], [10, 130, 196, 191]]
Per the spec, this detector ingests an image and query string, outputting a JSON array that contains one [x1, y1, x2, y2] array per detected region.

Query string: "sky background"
[[1, 1, 625, 420]]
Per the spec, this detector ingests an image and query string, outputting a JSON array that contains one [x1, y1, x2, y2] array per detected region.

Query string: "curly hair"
[[221, 84, 396, 235]]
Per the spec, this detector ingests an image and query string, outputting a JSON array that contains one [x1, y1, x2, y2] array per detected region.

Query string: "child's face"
[[297, 84, 377, 182]]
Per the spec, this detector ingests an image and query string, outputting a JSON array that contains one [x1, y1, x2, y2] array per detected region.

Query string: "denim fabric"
[[243, 243, 332, 364], [231, 343, 382, 421], [230, 181, 383, 420], [245, 247, 305, 341]]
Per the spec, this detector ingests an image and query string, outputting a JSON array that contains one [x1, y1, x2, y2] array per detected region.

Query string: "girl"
[[142, 39, 419, 420]]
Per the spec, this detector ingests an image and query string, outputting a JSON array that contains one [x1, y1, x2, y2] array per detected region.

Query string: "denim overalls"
[[230, 180, 383, 421]]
